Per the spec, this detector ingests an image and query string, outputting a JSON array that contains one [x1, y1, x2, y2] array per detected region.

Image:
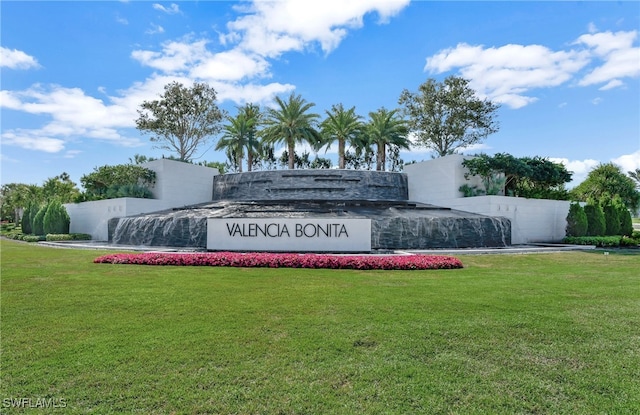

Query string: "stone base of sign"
[[108, 199, 510, 251]]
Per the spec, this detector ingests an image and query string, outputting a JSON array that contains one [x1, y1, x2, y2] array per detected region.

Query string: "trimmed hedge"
[[46, 233, 92, 241], [94, 252, 464, 270], [565, 202, 587, 237], [43, 200, 70, 235], [563, 236, 640, 248]]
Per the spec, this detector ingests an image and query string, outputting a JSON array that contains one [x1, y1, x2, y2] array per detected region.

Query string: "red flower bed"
[[93, 252, 463, 270]]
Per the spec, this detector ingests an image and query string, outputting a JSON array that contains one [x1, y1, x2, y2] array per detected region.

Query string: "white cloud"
[[1, 0, 410, 154], [190, 50, 270, 82], [612, 150, 640, 174], [225, 0, 409, 57], [577, 30, 640, 88], [550, 157, 600, 188], [146, 23, 165, 35], [64, 150, 83, 159], [424, 29, 639, 109], [599, 79, 624, 90], [1, 129, 66, 153], [130, 40, 291, 103], [425, 43, 590, 109], [133, 38, 272, 82], [211, 81, 296, 107], [153, 3, 181, 15], [0, 85, 145, 153], [591, 97, 602, 105], [132, 39, 209, 73], [551, 153, 640, 188], [0, 47, 40, 69]]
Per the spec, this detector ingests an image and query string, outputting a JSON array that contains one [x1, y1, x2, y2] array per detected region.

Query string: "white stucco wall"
[[65, 198, 167, 241], [65, 159, 219, 240], [404, 156, 571, 244], [144, 159, 218, 207], [441, 196, 570, 244], [404, 154, 484, 204]]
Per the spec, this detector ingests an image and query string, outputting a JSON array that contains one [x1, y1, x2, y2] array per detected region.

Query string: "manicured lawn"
[[1, 239, 639, 414]]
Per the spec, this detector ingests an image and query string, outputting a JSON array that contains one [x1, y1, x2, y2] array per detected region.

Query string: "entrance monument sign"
[[108, 169, 511, 251], [207, 218, 371, 252]]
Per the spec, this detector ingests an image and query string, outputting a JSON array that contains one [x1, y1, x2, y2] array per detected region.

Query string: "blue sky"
[[1, 1, 639, 189]]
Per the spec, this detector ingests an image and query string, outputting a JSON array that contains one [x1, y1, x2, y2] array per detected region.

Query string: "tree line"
[[2, 76, 639, 225], [135, 76, 499, 173]]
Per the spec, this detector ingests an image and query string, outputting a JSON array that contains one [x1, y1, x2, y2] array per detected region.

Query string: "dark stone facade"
[[212, 170, 408, 202], [109, 170, 511, 250], [109, 200, 511, 251]]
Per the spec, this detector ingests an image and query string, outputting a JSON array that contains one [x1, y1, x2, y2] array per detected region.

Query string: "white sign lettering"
[[207, 218, 371, 252]]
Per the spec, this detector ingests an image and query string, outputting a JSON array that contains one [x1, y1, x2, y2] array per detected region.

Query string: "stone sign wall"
[[207, 218, 372, 252]]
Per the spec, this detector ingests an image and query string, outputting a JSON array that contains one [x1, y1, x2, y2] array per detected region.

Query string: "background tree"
[[32, 204, 47, 236], [513, 156, 572, 199], [344, 146, 375, 170], [136, 82, 224, 162], [565, 202, 588, 237], [215, 104, 261, 173], [462, 153, 572, 199], [80, 164, 156, 201], [399, 76, 500, 157], [41, 172, 80, 203], [570, 163, 640, 212], [21, 203, 35, 234], [261, 93, 321, 170], [43, 199, 70, 235], [365, 108, 410, 171], [584, 203, 605, 236], [618, 203, 634, 236], [602, 200, 621, 236], [1, 183, 37, 222], [240, 104, 262, 172], [320, 104, 364, 169], [629, 168, 640, 189]]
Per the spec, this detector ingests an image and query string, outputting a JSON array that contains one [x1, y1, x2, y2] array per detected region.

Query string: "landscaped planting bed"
[[94, 251, 463, 270]]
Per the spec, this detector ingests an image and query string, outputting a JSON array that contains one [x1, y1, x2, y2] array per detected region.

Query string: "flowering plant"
[[94, 252, 463, 270]]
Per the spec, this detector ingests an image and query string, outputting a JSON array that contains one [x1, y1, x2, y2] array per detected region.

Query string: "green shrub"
[[619, 206, 633, 236], [22, 235, 43, 243], [459, 184, 483, 197], [563, 236, 623, 247], [45, 233, 91, 241], [584, 204, 605, 236], [21, 204, 34, 234], [603, 203, 620, 236], [32, 205, 47, 236], [565, 202, 587, 237], [29, 205, 39, 233], [43, 200, 70, 235], [620, 236, 640, 247], [104, 184, 154, 199]]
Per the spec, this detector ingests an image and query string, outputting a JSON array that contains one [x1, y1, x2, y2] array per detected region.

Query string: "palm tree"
[[366, 108, 410, 171], [320, 104, 364, 169], [215, 104, 260, 173], [216, 112, 248, 172], [629, 168, 640, 189], [241, 103, 262, 172], [261, 93, 322, 170]]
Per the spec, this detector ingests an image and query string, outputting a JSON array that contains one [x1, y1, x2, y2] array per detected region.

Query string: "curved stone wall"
[[212, 170, 409, 202], [109, 200, 511, 250]]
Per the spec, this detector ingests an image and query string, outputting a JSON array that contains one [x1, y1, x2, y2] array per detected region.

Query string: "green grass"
[[2, 239, 639, 414]]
